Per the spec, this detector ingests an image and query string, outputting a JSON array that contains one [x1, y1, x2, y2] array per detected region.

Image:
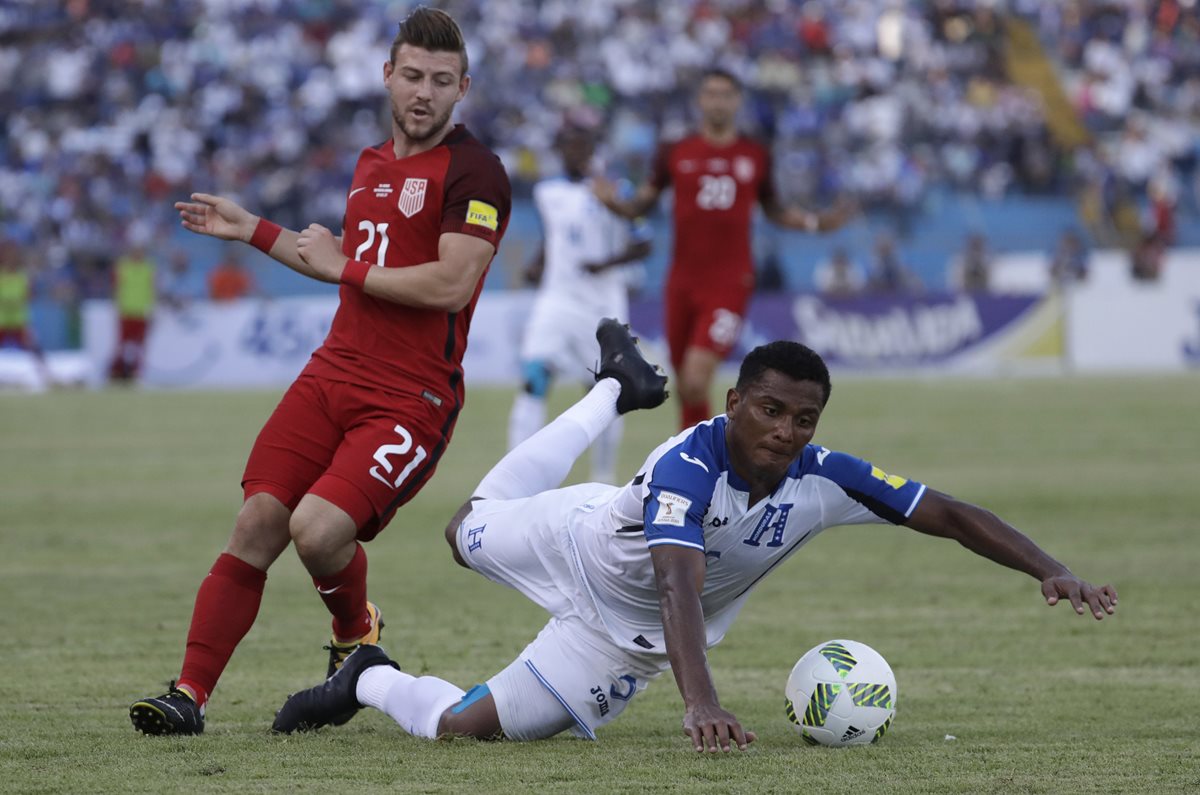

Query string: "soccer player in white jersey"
[[274, 321, 1118, 752], [507, 124, 652, 483]]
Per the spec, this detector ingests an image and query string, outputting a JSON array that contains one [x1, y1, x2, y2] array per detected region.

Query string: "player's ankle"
[[175, 681, 206, 707]]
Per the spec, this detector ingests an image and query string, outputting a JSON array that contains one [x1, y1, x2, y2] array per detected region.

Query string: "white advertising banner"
[[82, 294, 535, 389], [1066, 250, 1200, 372]]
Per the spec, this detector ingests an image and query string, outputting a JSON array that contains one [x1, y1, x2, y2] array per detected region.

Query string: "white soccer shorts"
[[520, 295, 629, 379], [455, 487, 665, 740]]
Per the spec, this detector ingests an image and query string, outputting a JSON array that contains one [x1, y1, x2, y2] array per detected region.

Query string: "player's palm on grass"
[[175, 192, 255, 242]]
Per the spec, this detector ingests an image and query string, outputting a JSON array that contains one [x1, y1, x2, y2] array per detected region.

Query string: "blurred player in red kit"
[[129, 7, 511, 736], [596, 68, 854, 429]]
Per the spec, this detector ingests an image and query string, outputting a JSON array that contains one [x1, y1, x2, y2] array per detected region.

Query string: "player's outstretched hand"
[[1041, 574, 1117, 620], [296, 223, 347, 282], [174, 193, 256, 241], [682, 703, 756, 753]]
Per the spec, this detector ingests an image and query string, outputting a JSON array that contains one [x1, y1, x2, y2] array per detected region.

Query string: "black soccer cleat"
[[273, 644, 398, 734], [130, 683, 205, 736], [323, 601, 383, 726], [594, 318, 668, 414]]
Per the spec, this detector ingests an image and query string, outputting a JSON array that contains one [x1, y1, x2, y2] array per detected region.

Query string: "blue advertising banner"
[[630, 292, 1062, 372]]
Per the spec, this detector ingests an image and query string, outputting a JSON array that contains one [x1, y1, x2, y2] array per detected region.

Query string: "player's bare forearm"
[[619, 190, 660, 220], [765, 196, 857, 233], [908, 489, 1118, 619], [174, 194, 329, 281], [584, 240, 652, 274], [523, 245, 545, 285], [906, 489, 1070, 580], [650, 545, 719, 708], [362, 232, 493, 312], [595, 180, 659, 220], [651, 545, 755, 752], [264, 226, 331, 281]]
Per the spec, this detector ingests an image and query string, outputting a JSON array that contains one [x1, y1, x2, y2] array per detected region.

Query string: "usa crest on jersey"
[[398, 178, 428, 218]]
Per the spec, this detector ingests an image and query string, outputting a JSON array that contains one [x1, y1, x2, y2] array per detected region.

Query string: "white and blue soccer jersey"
[[521, 176, 648, 373], [565, 416, 927, 655], [532, 176, 645, 313]]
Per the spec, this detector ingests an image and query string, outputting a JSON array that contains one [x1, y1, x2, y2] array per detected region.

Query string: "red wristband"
[[340, 259, 371, 289], [249, 218, 282, 253]]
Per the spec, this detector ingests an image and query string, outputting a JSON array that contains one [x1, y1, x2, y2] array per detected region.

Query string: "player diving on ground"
[[272, 321, 1116, 752]]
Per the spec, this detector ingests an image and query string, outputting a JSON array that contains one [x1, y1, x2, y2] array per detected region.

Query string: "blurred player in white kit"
[[508, 123, 651, 483]]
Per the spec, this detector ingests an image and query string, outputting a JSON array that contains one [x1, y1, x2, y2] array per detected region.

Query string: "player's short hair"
[[699, 67, 742, 92], [390, 7, 468, 75], [736, 341, 831, 406]]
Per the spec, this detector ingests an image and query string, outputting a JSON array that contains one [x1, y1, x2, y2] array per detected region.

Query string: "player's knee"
[[227, 493, 292, 569], [288, 506, 339, 564], [521, 361, 551, 398]]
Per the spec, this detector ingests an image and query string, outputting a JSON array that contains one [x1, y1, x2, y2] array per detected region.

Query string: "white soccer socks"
[[475, 378, 621, 500], [356, 665, 464, 740], [590, 416, 623, 484], [506, 390, 547, 452]]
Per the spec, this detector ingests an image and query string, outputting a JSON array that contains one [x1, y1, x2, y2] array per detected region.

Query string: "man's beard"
[[394, 103, 454, 142]]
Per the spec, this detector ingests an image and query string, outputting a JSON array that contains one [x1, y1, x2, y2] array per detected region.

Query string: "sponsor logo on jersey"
[[679, 452, 709, 472], [678, 159, 698, 173], [653, 491, 691, 527], [707, 157, 728, 172], [466, 199, 499, 231], [397, 178, 427, 217], [733, 155, 755, 182], [816, 446, 832, 465]]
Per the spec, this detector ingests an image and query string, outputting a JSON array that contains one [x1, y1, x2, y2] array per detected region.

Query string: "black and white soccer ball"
[[784, 639, 897, 747]]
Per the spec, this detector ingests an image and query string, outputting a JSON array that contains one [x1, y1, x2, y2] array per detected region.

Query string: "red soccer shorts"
[[118, 316, 149, 343], [663, 282, 752, 370], [0, 327, 31, 348], [242, 374, 452, 541]]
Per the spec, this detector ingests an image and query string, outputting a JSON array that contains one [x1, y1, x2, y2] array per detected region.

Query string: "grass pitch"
[[1, 376, 1198, 793]]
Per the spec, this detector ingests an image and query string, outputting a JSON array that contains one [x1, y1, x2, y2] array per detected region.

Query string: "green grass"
[[2, 376, 1199, 793]]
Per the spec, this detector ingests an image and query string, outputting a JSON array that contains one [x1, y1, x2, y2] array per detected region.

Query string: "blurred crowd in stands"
[[1, 0, 1198, 331]]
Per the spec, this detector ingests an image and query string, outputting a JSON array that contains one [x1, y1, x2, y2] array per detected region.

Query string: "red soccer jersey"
[[306, 125, 511, 410], [651, 133, 774, 290]]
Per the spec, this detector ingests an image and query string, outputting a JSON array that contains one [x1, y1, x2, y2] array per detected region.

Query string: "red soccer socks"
[[680, 400, 711, 431], [313, 542, 372, 642], [177, 553, 267, 708]]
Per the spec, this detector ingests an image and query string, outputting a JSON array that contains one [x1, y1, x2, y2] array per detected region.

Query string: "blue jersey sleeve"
[[643, 436, 720, 551], [812, 448, 927, 524]]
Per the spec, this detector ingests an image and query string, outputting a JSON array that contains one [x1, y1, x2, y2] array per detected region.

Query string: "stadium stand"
[[2, 1, 1197, 348]]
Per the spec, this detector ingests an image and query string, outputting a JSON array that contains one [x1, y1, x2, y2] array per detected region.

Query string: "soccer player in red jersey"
[[596, 68, 855, 430], [129, 7, 511, 736]]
